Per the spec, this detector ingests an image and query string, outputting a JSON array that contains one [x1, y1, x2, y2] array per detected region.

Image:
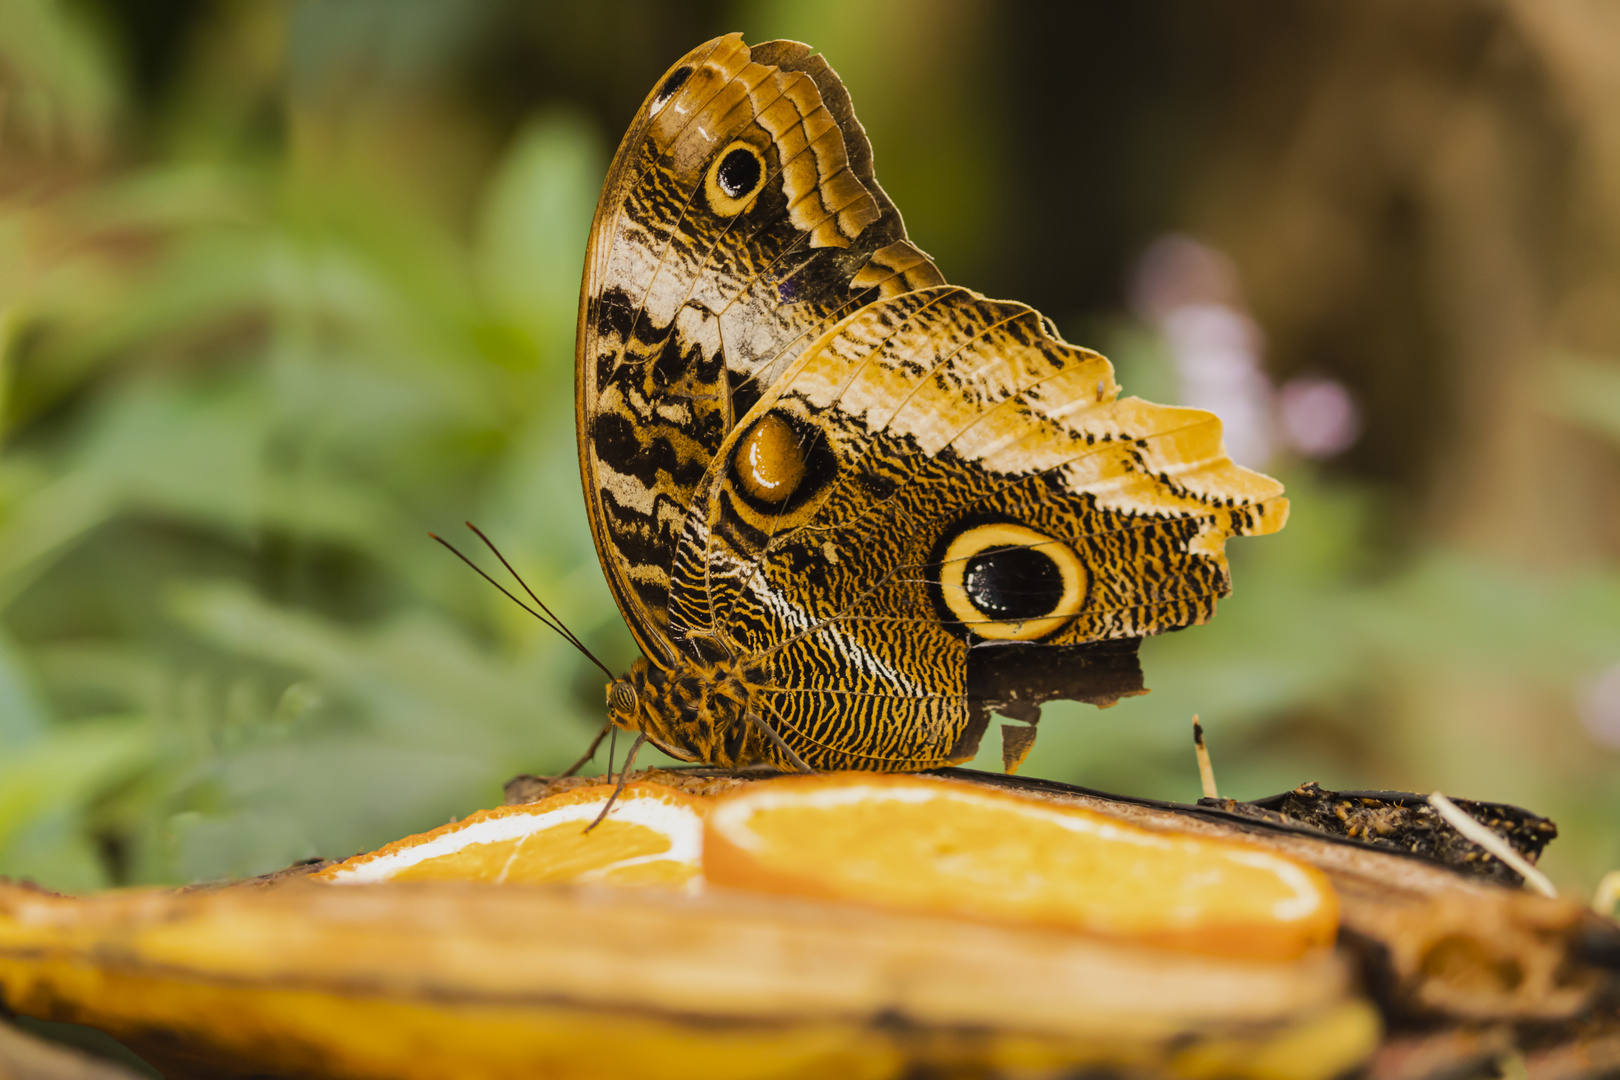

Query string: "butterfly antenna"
[[463, 523, 597, 654], [430, 529, 615, 680]]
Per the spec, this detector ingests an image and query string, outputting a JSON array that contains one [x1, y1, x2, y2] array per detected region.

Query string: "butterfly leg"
[[745, 710, 815, 774], [585, 731, 650, 833], [559, 723, 612, 778]]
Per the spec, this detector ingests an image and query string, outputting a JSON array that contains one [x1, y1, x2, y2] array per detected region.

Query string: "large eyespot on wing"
[[733, 412, 804, 502], [931, 522, 1088, 642], [718, 407, 842, 541]]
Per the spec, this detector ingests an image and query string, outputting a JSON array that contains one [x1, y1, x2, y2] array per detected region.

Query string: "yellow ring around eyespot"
[[704, 141, 767, 217], [733, 413, 806, 503], [937, 523, 1087, 641]]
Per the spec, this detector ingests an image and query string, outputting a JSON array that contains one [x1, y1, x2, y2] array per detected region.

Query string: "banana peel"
[[0, 876, 1378, 1080]]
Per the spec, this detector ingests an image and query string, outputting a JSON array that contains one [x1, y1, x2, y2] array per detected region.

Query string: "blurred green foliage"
[[0, 2, 631, 889], [1, 0, 1617, 899]]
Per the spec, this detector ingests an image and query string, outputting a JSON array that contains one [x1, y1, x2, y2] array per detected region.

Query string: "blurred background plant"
[[1, 0, 1618, 898]]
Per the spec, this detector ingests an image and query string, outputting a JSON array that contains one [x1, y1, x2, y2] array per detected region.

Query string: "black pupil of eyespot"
[[717, 148, 761, 199], [656, 67, 691, 104], [962, 546, 1063, 622]]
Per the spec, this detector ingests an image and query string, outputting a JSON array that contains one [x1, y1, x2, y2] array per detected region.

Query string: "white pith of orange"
[[314, 782, 704, 892]]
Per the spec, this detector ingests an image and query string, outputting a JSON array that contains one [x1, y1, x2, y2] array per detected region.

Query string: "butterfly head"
[[605, 660, 656, 735], [606, 677, 639, 722]]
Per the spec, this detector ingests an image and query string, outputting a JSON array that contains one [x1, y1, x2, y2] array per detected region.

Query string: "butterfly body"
[[609, 654, 783, 771], [581, 35, 1287, 774]]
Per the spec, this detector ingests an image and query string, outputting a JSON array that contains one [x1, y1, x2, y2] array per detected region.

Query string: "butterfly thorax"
[[607, 654, 780, 770]]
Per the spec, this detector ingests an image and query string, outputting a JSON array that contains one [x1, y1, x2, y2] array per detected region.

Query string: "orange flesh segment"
[[704, 776, 1338, 960], [315, 783, 703, 891], [386, 821, 674, 885]]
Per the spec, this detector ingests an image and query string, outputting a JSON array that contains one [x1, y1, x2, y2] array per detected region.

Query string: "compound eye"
[[607, 681, 638, 714], [705, 141, 767, 216], [935, 523, 1087, 641]]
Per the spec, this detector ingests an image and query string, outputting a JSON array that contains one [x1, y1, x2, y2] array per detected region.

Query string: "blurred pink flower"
[[1131, 234, 1361, 466], [1278, 375, 1362, 459], [1578, 662, 1620, 749]]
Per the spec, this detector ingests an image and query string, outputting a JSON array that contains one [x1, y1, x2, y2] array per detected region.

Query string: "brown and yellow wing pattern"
[[665, 287, 1288, 769], [577, 33, 942, 661], [577, 35, 1287, 775]]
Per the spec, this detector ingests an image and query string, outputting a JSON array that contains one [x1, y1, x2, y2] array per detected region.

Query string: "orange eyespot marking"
[[734, 414, 806, 504]]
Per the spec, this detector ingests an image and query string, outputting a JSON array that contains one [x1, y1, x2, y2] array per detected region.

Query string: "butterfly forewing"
[[577, 33, 942, 661]]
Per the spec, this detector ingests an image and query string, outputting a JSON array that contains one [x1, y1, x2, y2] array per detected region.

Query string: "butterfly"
[[573, 33, 1286, 777]]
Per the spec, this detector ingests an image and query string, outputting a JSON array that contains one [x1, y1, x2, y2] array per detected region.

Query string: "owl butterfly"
[[576, 33, 1286, 775]]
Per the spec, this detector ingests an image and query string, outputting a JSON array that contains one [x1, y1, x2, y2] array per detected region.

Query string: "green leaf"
[[1546, 354, 1620, 446], [0, 718, 153, 889]]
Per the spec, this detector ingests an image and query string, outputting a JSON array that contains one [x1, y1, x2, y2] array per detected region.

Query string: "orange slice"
[[314, 782, 704, 892], [704, 774, 1338, 960]]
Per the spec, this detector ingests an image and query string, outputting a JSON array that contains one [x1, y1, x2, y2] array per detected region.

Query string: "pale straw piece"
[[1192, 716, 1219, 800], [1427, 792, 1557, 899], [1593, 869, 1620, 918]]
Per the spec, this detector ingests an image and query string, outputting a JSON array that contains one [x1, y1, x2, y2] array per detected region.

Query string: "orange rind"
[[703, 774, 1339, 960], [315, 782, 704, 892]]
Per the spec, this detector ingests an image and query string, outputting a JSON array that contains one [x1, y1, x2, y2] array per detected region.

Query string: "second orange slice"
[[704, 774, 1337, 960]]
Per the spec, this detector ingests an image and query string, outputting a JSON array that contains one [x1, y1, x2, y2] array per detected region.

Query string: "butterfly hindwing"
[[666, 286, 1288, 769], [577, 33, 943, 661]]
